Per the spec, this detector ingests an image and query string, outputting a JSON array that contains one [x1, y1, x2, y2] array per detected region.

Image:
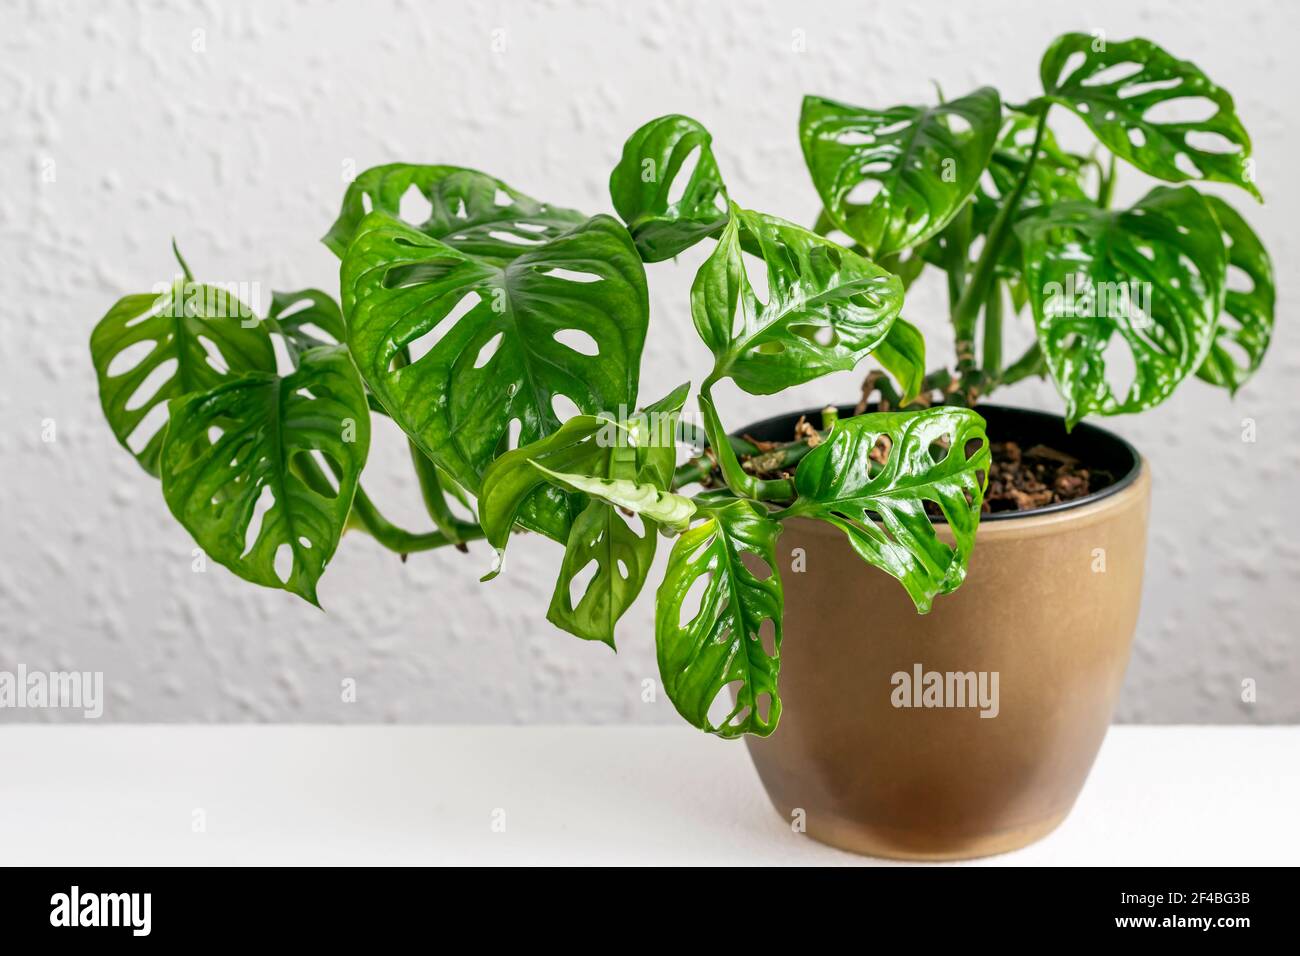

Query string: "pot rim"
[[734, 401, 1144, 524]]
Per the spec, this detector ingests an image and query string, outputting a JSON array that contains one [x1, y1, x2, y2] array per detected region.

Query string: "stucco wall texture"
[[2, 0, 1296, 724]]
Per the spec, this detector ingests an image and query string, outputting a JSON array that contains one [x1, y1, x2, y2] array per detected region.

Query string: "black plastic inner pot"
[[734, 402, 1143, 522]]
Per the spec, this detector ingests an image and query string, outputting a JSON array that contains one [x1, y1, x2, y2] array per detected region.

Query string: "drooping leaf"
[[90, 279, 275, 475], [158, 345, 371, 605], [872, 317, 926, 403], [609, 114, 729, 261], [1017, 185, 1227, 424], [800, 87, 1002, 258], [787, 407, 990, 613], [478, 384, 689, 646], [478, 415, 610, 557], [267, 288, 346, 363], [655, 498, 784, 738], [692, 204, 903, 394], [1196, 196, 1274, 394], [341, 211, 648, 540], [323, 164, 586, 260], [531, 465, 696, 532], [1037, 33, 1260, 199]]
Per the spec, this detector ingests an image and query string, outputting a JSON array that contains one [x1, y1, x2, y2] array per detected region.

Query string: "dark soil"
[[734, 418, 1114, 515], [981, 440, 1112, 513]]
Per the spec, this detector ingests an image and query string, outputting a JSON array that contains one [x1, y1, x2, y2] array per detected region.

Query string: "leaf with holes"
[[1017, 186, 1226, 425], [158, 345, 370, 605], [787, 407, 990, 613], [610, 114, 729, 262], [341, 211, 648, 540], [267, 288, 346, 362], [655, 498, 784, 738], [1036, 33, 1260, 199], [693, 204, 904, 394], [90, 279, 275, 476], [800, 87, 1002, 258], [479, 384, 689, 644], [323, 164, 586, 260], [1196, 196, 1274, 394]]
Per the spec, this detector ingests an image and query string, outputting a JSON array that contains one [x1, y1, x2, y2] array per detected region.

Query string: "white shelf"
[[0, 725, 1294, 865]]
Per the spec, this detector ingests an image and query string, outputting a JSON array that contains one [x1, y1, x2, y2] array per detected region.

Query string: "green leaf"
[[873, 316, 927, 403], [267, 288, 346, 362], [478, 415, 609, 556], [692, 204, 903, 394], [341, 210, 648, 540], [1196, 196, 1274, 394], [531, 464, 696, 532], [1017, 186, 1227, 425], [788, 407, 990, 613], [1037, 33, 1260, 199], [800, 87, 1002, 258], [90, 279, 275, 476], [655, 499, 784, 738], [323, 164, 586, 259], [478, 385, 689, 646], [158, 345, 371, 605], [609, 114, 729, 262]]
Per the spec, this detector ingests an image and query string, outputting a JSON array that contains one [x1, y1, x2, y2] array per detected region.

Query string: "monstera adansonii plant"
[[90, 33, 1272, 737]]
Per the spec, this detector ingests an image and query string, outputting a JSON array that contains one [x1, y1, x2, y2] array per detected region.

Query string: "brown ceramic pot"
[[741, 404, 1150, 860]]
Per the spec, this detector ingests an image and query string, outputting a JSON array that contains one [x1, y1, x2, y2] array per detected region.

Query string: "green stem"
[[171, 238, 194, 283], [995, 341, 1045, 389], [951, 105, 1049, 393], [296, 448, 479, 556], [1097, 152, 1117, 209], [349, 485, 483, 554], [697, 386, 795, 502], [981, 278, 1004, 383]]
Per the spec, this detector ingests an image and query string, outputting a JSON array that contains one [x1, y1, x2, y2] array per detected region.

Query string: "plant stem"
[[295, 446, 480, 556], [695, 386, 795, 501], [1097, 152, 1117, 209], [981, 278, 1004, 381], [994, 341, 1045, 389], [349, 485, 484, 554], [950, 105, 1049, 397]]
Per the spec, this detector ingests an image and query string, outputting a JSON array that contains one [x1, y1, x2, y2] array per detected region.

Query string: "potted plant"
[[89, 32, 1272, 859]]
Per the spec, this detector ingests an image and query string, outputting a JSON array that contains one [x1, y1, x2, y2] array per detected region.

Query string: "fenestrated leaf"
[[655, 498, 784, 738], [786, 407, 989, 613], [323, 164, 585, 259], [90, 279, 275, 475], [267, 288, 346, 363], [1196, 196, 1274, 394], [609, 114, 729, 262], [800, 87, 1002, 258], [1017, 186, 1227, 425], [531, 465, 696, 532], [692, 204, 903, 394], [478, 415, 609, 558], [478, 384, 689, 646], [158, 345, 371, 605], [341, 211, 648, 541], [1037, 33, 1260, 199]]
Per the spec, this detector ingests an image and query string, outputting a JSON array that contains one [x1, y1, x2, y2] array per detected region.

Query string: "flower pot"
[[739, 403, 1149, 860]]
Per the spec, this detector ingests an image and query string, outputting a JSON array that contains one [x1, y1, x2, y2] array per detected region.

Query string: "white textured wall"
[[2, 0, 1296, 723]]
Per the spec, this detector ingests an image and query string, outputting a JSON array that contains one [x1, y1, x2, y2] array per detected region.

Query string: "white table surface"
[[0, 725, 1294, 866]]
